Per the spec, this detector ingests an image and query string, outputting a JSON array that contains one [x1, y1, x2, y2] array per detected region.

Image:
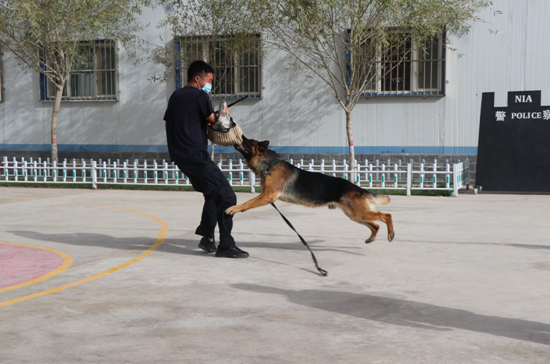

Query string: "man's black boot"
[[215, 246, 249, 258], [198, 237, 216, 253]]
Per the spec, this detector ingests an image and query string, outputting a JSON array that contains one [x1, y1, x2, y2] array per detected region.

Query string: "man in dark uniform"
[[164, 60, 248, 258]]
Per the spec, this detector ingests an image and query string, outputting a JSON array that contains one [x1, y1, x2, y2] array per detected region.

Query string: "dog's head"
[[234, 135, 270, 162]]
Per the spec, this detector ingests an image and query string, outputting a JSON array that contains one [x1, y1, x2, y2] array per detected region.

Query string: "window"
[[351, 31, 445, 97], [40, 40, 117, 101], [176, 35, 261, 98]]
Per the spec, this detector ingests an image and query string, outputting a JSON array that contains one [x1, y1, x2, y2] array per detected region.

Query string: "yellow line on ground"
[[0, 242, 73, 293], [0, 197, 168, 308]]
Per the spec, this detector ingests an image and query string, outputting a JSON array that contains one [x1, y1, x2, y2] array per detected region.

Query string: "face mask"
[[198, 76, 212, 94]]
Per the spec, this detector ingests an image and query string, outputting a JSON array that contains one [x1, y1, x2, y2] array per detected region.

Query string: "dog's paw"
[[225, 206, 239, 215], [388, 231, 395, 242]]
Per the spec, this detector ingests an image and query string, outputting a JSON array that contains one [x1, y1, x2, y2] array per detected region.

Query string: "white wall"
[[0, 5, 172, 153], [1, 0, 548, 156]]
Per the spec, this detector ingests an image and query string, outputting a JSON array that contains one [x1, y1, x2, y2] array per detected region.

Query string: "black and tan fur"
[[226, 136, 395, 243]]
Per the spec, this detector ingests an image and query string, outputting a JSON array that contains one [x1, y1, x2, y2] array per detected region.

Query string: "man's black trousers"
[[176, 150, 236, 249]]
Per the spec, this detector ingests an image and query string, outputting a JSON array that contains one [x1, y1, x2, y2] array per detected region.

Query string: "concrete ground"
[[0, 186, 549, 363]]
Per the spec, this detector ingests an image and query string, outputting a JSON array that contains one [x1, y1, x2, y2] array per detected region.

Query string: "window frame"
[[350, 30, 446, 97], [39, 40, 119, 102], [175, 34, 262, 99]]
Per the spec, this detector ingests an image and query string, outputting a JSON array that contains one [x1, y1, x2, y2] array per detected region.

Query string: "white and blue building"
[[0, 0, 548, 177]]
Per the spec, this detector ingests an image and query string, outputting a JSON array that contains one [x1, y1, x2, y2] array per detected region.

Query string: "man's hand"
[[206, 112, 217, 126]]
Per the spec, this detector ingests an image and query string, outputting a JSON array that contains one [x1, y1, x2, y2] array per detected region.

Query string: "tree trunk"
[[51, 85, 63, 163], [345, 109, 356, 182]]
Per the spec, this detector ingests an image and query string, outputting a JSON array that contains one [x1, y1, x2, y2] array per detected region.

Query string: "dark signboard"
[[476, 90, 550, 192]]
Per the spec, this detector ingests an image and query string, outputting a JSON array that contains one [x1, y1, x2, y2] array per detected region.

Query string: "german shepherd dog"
[[226, 136, 395, 243]]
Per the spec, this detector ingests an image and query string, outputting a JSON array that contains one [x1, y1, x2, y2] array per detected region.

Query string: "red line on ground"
[[0, 244, 63, 289]]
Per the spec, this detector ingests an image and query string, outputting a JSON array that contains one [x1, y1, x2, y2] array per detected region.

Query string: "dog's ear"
[[258, 140, 270, 152]]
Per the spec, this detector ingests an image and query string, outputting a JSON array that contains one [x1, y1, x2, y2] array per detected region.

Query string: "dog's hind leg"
[[364, 222, 380, 244], [340, 208, 380, 243], [378, 212, 394, 242], [355, 211, 394, 243], [339, 192, 395, 243]]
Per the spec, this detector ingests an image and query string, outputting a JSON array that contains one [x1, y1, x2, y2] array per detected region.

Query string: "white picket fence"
[[0, 156, 470, 196]]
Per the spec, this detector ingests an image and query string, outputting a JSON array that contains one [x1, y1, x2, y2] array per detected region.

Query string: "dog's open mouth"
[[235, 144, 248, 154]]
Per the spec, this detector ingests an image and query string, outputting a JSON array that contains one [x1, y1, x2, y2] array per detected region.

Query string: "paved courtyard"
[[0, 186, 549, 363]]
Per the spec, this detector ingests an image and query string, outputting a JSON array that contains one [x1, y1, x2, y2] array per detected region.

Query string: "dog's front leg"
[[225, 192, 277, 215]]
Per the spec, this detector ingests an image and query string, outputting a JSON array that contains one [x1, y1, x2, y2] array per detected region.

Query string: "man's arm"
[[206, 112, 217, 125], [198, 92, 217, 125]]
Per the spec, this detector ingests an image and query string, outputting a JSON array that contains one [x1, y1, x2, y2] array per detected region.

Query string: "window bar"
[[431, 38, 435, 92], [108, 41, 111, 99], [399, 40, 403, 94], [415, 41, 419, 93], [105, 42, 108, 99], [99, 42, 102, 100], [98, 43, 102, 100], [113, 41, 117, 100], [392, 40, 396, 94], [429, 48, 433, 92], [425, 42, 429, 93], [402, 35, 407, 95], [425, 43, 429, 93], [97, 43, 100, 100], [438, 37, 441, 93], [101, 42, 104, 99], [436, 36, 441, 91], [89, 45, 93, 100], [107, 42, 110, 99], [257, 39, 261, 97], [399, 39, 403, 94], [382, 44, 387, 94], [405, 35, 410, 94], [387, 41, 392, 93], [232, 41, 236, 97], [424, 43, 428, 95], [394, 39, 398, 94]]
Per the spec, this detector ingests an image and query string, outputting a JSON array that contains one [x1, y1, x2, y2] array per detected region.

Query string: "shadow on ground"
[[233, 284, 550, 346], [6, 230, 365, 257]]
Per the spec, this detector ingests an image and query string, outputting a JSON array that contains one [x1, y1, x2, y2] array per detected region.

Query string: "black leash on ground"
[[270, 202, 328, 276]]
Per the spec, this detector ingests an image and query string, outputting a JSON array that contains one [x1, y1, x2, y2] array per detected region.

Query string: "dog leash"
[[270, 202, 328, 276], [214, 95, 249, 113]]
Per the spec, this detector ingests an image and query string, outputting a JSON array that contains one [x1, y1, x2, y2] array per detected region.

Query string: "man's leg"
[[213, 183, 237, 249], [176, 154, 218, 241], [195, 195, 217, 240], [188, 153, 236, 249], [205, 168, 248, 258], [175, 151, 246, 258]]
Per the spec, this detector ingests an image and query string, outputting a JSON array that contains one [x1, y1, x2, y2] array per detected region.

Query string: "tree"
[[157, 0, 492, 172], [257, 0, 494, 171], [0, 0, 151, 162]]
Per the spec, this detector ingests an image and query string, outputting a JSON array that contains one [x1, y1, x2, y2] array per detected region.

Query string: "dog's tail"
[[365, 192, 390, 205]]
